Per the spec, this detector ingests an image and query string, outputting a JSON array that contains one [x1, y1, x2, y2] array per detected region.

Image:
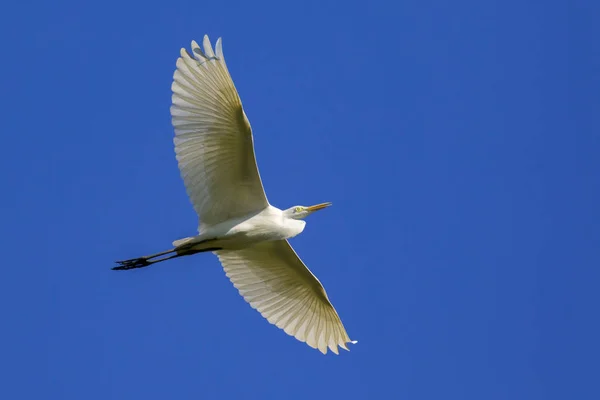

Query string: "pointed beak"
[[306, 202, 332, 212]]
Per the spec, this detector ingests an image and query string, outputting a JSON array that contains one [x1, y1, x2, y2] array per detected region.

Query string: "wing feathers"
[[171, 36, 269, 227], [216, 240, 356, 354]]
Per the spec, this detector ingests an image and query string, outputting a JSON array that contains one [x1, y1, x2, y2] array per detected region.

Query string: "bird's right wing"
[[171, 36, 269, 228], [215, 240, 356, 354]]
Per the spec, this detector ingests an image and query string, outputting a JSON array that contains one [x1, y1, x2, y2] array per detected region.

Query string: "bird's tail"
[[172, 236, 194, 247]]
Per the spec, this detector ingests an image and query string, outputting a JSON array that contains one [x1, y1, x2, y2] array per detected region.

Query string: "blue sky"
[[1, 0, 598, 399]]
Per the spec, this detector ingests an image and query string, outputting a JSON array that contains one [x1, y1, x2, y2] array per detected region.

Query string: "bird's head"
[[284, 202, 332, 220]]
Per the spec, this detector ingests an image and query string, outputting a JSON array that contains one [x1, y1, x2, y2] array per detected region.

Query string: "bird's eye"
[[295, 207, 302, 212]]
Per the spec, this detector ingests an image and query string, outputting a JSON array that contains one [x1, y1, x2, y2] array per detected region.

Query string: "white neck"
[[282, 217, 306, 239]]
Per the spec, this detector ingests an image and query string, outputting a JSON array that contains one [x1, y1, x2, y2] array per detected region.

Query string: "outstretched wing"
[[216, 240, 356, 354], [171, 36, 269, 227]]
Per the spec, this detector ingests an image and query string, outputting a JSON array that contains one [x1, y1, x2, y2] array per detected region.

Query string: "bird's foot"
[[112, 257, 151, 270]]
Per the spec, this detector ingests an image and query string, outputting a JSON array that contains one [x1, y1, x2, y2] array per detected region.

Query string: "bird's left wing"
[[171, 36, 269, 228], [215, 240, 356, 354]]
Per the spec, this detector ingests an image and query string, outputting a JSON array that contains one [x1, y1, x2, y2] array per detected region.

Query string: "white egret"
[[114, 35, 356, 355]]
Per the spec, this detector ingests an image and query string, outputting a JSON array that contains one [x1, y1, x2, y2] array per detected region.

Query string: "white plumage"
[[218, 240, 354, 354], [115, 35, 356, 355], [172, 37, 268, 228]]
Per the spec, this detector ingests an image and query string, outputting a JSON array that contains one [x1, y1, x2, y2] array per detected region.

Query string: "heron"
[[114, 35, 356, 355]]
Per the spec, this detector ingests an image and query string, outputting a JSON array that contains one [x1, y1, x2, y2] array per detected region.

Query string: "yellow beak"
[[306, 202, 332, 212]]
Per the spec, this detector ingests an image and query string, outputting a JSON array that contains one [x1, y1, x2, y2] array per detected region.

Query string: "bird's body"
[[115, 35, 356, 354], [173, 205, 306, 252]]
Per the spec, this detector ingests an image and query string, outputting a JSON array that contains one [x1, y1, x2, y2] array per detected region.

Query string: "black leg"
[[113, 248, 176, 270], [115, 248, 175, 265], [112, 246, 223, 271]]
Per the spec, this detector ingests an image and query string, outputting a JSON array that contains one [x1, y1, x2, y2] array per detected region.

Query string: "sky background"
[[1, 0, 598, 399]]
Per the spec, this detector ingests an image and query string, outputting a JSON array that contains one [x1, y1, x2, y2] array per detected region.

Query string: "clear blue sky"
[[1, 0, 597, 399]]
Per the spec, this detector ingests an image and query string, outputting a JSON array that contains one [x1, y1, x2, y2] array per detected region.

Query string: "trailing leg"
[[112, 245, 222, 271], [113, 248, 176, 270]]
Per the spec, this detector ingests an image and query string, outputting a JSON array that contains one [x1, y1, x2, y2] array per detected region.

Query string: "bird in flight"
[[114, 35, 356, 355]]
